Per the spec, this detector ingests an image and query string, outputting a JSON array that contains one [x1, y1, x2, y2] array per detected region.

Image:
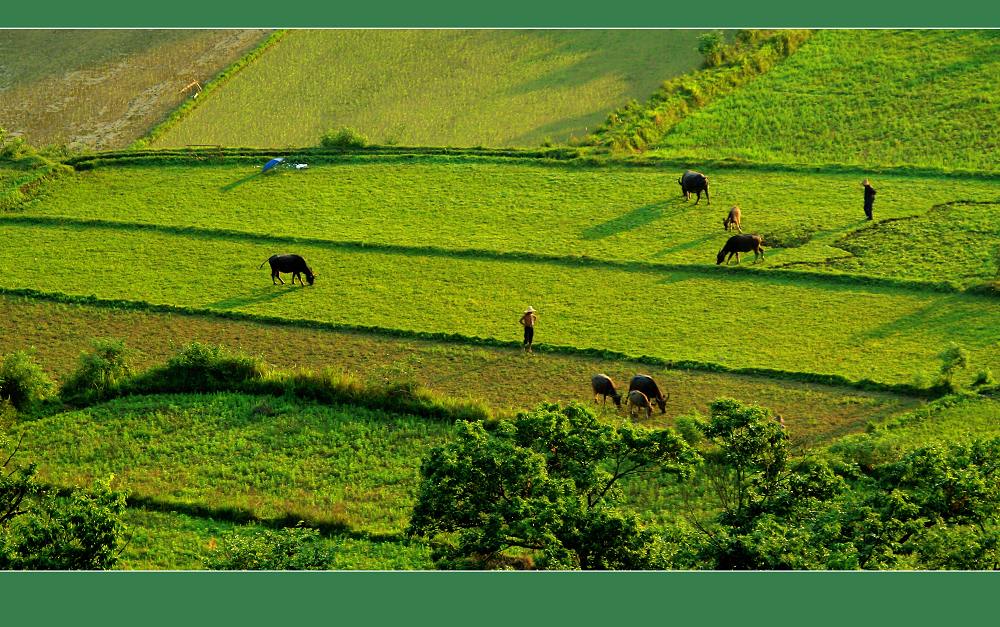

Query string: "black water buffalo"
[[716, 234, 765, 265], [259, 254, 316, 285], [723, 205, 742, 232], [626, 390, 653, 420], [591, 374, 622, 408], [628, 374, 669, 414], [678, 170, 710, 205]]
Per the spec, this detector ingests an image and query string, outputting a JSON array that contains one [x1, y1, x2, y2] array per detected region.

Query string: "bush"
[[697, 31, 726, 67], [203, 524, 333, 570], [320, 127, 369, 149], [129, 342, 266, 394], [0, 350, 54, 411], [60, 339, 135, 405]]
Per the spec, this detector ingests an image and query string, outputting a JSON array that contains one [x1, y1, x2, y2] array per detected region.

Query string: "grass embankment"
[[0, 30, 271, 150], [0, 295, 920, 446], [653, 30, 1000, 171], [150, 29, 710, 148], [1, 221, 997, 387], [21, 159, 1000, 286]]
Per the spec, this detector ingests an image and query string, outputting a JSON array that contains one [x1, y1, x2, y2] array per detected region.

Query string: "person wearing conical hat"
[[862, 178, 877, 221], [519, 306, 538, 353]]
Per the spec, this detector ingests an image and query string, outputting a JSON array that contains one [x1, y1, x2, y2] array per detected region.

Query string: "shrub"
[[936, 343, 971, 393], [129, 342, 266, 394], [697, 31, 726, 67], [60, 339, 136, 405], [320, 127, 369, 149], [203, 524, 333, 570], [0, 350, 54, 411], [972, 368, 995, 388]]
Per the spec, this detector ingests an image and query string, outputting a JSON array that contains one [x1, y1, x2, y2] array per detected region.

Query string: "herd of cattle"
[[679, 169, 766, 265], [591, 373, 670, 419]]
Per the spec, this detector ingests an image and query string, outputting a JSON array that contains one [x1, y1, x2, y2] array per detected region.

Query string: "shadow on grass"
[[582, 199, 687, 240], [221, 171, 263, 192], [205, 285, 297, 310], [654, 232, 720, 258]]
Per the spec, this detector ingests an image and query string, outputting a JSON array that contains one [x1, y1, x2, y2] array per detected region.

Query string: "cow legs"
[[272, 272, 284, 285], [704, 189, 710, 205], [694, 192, 700, 206]]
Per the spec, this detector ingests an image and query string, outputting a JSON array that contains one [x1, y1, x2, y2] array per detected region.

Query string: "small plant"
[[60, 339, 135, 405], [697, 31, 726, 67], [129, 342, 266, 394], [936, 343, 971, 393], [320, 127, 369, 149], [972, 368, 995, 388], [0, 350, 54, 411], [203, 524, 333, 570]]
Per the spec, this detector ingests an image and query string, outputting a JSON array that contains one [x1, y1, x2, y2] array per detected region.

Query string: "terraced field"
[[150, 29, 711, 148], [0, 29, 270, 150], [2, 28, 998, 571], [653, 30, 1000, 171]]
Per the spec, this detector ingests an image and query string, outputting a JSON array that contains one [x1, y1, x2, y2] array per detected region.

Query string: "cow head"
[[716, 249, 727, 265], [655, 392, 670, 414], [611, 392, 622, 408], [305, 271, 317, 286]]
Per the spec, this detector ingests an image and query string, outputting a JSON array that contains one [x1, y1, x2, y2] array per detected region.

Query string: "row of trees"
[[408, 399, 1000, 569]]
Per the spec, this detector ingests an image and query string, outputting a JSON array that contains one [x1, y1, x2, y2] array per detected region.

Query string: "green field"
[[24, 159, 1000, 285], [652, 30, 1000, 171], [151, 30, 710, 148], [0, 30, 269, 150], [2, 28, 999, 571]]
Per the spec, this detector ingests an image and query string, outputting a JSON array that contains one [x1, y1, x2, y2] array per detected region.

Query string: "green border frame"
[[2, 0, 997, 623], [1, 0, 998, 27]]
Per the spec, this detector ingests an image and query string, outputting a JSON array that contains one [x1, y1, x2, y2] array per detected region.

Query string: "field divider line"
[[62, 146, 1000, 181], [37, 481, 400, 544], [0, 214, 980, 297], [0, 285, 934, 399]]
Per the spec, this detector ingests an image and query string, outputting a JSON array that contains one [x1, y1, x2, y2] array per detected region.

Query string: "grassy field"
[[18, 393, 453, 535], [652, 30, 1000, 171], [1, 219, 997, 386], [150, 30, 710, 148], [0, 295, 920, 447], [0, 30, 270, 150], [22, 159, 1000, 285]]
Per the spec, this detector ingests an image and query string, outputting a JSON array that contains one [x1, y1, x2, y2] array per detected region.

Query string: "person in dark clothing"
[[519, 306, 537, 353], [862, 178, 877, 220]]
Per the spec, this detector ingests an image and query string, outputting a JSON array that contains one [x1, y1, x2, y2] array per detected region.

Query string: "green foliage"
[[1, 428, 128, 570], [60, 338, 135, 405], [693, 398, 789, 524], [320, 127, 369, 149], [937, 343, 971, 393], [0, 350, 54, 411], [407, 402, 698, 569], [591, 30, 812, 151], [203, 524, 333, 570], [128, 342, 266, 394], [697, 31, 725, 67]]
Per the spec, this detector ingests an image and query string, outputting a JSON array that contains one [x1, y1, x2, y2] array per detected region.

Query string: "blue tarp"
[[262, 157, 284, 172]]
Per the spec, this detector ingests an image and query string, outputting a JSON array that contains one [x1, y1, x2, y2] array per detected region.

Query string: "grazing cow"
[[628, 374, 669, 414], [259, 254, 316, 285], [716, 234, 765, 265], [626, 390, 653, 420], [678, 170, 710, 205], [591, 374, 622, 408], [723, 205, 742, 232]]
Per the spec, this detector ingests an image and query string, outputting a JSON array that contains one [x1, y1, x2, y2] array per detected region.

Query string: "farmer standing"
[[862, 178, 877, 220], [519, 306, 538, 353]]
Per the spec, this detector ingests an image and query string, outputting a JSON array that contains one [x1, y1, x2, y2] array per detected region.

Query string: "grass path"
[[2, 221, 997, 386]]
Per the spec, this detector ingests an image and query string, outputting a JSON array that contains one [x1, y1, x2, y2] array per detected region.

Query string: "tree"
[[0, 428, 128, 569], [203, 524, 333, 570], [407, 403, 699, 569]]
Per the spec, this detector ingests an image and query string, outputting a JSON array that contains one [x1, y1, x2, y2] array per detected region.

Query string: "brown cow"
[[626, 390, 653, 420], [723, 205, 742, 232], [591, 374, 622, 408], [716, 234, 764, 265]]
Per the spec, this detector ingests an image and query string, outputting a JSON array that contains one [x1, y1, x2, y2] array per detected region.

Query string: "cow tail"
[[258, 258, 269, 269]]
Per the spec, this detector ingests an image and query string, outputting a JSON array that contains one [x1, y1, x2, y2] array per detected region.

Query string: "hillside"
[[150, 29, 710, 148], [0, 29, 270, 150], [651, 30, 1000, 171]]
